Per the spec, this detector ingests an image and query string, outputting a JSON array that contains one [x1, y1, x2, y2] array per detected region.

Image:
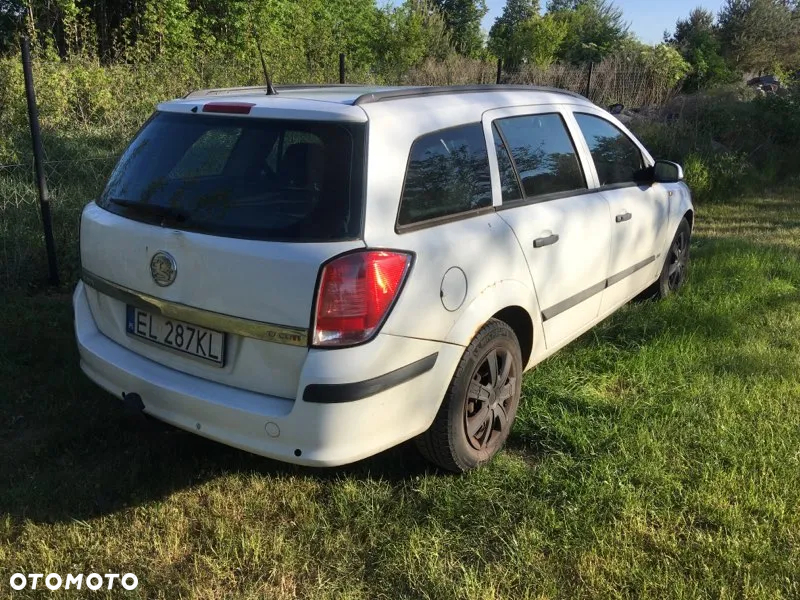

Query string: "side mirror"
[[653, 160, 683, 183]]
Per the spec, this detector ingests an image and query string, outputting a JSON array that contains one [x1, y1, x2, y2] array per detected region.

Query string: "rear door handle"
[[616, 212, 632, 223], [533, 234, 559, 248]]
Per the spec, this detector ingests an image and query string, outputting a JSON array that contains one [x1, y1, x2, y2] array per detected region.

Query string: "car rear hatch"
[[80, 100, 367, 400]]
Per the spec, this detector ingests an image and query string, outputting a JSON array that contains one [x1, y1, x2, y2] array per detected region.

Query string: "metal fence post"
[[496, 58, 502, 85], [339, 53, 345, 84], [21, 36, 59, 286], [585, 61, 594, 99]]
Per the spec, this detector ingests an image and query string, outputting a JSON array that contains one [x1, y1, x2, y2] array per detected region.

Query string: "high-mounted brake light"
[[313, 250, 413, 347], [202, 102, 255, 115]]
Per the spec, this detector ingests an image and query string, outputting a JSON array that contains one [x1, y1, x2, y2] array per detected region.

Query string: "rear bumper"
[[74, 281, 463, 466]]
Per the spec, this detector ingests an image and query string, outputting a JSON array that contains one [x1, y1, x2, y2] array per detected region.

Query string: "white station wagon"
[[74, 84, 693, 471]]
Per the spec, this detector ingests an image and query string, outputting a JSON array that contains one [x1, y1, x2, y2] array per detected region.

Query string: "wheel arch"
[[683, 208, 694, 230], [491, 306, 533, 368], [444, 279, 540, 369]]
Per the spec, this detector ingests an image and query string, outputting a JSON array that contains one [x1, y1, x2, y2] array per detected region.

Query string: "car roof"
[[180, 84, 592, 107], [183, 84, 397, 105], [162, 85, 595, 125]]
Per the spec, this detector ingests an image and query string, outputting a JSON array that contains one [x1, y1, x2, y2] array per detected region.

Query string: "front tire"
[[415, 319, 522, 472], [655, 217, 691, 299]]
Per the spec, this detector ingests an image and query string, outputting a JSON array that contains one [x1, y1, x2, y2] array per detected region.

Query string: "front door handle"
[[533, 234, 559, 248], [616, 212, 632, 223]]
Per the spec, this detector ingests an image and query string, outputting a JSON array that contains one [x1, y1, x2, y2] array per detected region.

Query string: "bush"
[[682, 153, 711, 200], [629, 83, 800, 203]]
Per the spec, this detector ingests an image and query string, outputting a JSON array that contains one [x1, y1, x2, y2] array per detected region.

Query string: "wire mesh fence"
[[404, 56, 682, 108], [0, 156, 117, 210], [1, 155, 118, 290]]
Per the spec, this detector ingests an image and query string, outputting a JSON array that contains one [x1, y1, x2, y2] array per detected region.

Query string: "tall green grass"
[[1, 192, 799, 598]]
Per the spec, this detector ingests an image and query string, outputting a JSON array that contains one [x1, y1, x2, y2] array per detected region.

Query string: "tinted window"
[[574, 113, 645, 186], [169, 127, 241, 179], [494, 114, 586, 199], [398, 124, 492, 226], [99, 112, 364, 241], [492, 124, 522, 202]]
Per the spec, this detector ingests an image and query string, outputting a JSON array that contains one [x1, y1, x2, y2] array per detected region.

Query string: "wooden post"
[[21, 36, 59, 286]]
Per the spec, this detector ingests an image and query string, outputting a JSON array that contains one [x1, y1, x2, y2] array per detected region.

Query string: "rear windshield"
[[98, 112, 366, 241]]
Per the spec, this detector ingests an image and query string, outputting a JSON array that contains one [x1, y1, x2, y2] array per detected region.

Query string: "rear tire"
[[415, 319, 522, 472], [651, 217, 691, 300]]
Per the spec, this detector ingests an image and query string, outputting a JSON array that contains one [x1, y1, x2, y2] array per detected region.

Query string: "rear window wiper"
[[108, 198, 189, 223]]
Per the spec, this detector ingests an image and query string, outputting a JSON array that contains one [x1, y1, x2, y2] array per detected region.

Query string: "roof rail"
[[352, 84, 587, 105], [184, 83, 368, 100]]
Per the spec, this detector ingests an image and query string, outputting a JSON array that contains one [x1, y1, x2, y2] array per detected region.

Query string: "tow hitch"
[[121, 392, 145, 416]]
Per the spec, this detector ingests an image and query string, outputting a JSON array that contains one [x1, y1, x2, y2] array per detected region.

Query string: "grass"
[[2, 190, 800, 599]]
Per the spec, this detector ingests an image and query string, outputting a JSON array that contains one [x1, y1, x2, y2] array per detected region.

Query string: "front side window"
[[573, 113, 645, 186], [99, 112, 365, 241], [494, 114, 586, 200], [398, 124, 492, 227]]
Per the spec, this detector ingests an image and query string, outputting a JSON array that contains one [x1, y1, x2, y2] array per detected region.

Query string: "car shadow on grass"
[[2, 412, 442, 524], [0, 292, 438, 525], [3, 235, 799, 524]]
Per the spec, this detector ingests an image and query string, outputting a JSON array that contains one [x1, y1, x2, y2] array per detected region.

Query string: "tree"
[[641, 43, 691, 86], [0, 0, 24, 53], [430, 0, 488, 57], [508, 13, 567, 67], [373, 0, 453, 81], [547, 0, 630, 63], [670, 7, 715, 46], [717, 0, 800, 73], [546, 0, 577, 9], [488, 0, 539, 65], [667, 8, 735, 90], [122, 0, 196, 61]]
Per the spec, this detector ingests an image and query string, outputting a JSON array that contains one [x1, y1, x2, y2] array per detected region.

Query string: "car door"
[[571, 111, 671, 312], [485, 106, 613, 350]]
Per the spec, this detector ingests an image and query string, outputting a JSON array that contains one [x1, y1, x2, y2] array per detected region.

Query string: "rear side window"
[[494, 114, 586, 200], [573, 113, 645, 186], [99, 112, 365, 242], [398, 124, 492, 227]]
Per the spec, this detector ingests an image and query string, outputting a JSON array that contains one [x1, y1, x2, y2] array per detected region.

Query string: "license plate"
[[126, 306, 225, 366]]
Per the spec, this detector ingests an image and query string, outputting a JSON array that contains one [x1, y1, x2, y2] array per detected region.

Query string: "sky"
[[476, 0, 727, 45]]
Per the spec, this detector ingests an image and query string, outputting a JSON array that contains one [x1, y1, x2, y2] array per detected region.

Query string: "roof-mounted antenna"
[[255, 36, 278, 95]]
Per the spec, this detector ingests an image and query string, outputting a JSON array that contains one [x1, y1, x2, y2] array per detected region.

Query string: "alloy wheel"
[[667, 230, 688, 290], [463, 348, 517, 452]]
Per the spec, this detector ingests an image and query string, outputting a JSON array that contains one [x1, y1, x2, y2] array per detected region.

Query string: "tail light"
[[313, 250, 413, 347]]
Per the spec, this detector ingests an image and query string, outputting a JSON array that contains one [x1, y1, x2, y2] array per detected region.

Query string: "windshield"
[[99, 112, 366, 241]]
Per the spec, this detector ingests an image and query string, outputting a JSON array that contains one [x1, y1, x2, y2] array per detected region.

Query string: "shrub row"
[[629, 84, 800, 203]]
